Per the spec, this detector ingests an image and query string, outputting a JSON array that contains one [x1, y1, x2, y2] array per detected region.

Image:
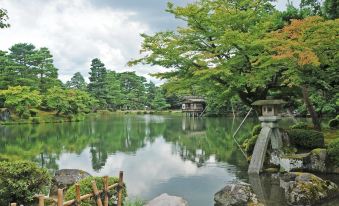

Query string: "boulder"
[[280, 172, 338, 205], [214, 181, 262, 206], [304, 148, 327, 172], [50, 169, 91, 197], [146, 193, 188, 206]]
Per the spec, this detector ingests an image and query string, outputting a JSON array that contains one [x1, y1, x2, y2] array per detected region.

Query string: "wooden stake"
[[75, 184, 81, 206], [117, 171, 123, 206], [57, 189, 63, 206], [91, 180, 103, 206], [10, 203, 17, 206], [103, 176, 109, 206], [38, 195, 44, 206]]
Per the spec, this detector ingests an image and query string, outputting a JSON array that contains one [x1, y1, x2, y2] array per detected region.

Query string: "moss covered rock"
[[280, 172, 338, 206]]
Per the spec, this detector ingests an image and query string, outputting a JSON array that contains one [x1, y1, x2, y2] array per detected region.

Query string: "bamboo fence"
[[10, 171, 124, 206]]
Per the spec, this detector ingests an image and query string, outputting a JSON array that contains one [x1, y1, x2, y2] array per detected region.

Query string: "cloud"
[[0, 0, 159, 82]]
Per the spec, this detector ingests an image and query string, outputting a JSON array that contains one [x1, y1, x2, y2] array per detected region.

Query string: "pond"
[[0, 114, 338, 206]]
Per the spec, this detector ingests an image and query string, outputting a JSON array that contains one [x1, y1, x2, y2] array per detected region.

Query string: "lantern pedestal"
[[248, 116, 283, 174]]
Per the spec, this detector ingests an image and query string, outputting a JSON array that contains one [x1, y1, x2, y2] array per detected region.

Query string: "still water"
[[0, 114, 338, 206]]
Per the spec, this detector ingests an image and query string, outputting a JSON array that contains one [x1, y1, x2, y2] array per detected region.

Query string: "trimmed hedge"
[[327, 138, 339, 167], [65, 176, 127, 206], [0, 161, 51, 205], [287, 129, 324, 149]]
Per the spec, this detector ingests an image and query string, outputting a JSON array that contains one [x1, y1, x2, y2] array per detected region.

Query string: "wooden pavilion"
[[181, 96, 206, 117]]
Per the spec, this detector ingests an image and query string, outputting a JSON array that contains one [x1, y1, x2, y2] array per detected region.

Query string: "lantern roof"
[[251, 99, 286, 106]]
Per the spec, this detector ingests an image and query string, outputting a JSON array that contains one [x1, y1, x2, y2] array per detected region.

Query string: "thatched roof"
[[251, 99, 286, 106]]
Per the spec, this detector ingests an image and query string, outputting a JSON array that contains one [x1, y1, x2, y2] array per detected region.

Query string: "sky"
[[0, 0, 300, 84]]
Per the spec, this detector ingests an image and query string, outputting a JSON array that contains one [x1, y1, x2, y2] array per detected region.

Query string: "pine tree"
[[66, 72, 87, 91], [88, 58, 108, 107]]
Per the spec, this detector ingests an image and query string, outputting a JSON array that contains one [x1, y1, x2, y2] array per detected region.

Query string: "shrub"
[[0, 161, 51, 205], [31, 117, 40, 124], [252, 124, 262, 136], [328, 138, 339, 167], [287, 129, 324, 149], [328, 118, 339, 129], [65, 176, 127, 206], [242, 135, 258, 155], [290, 122, 309, 129]]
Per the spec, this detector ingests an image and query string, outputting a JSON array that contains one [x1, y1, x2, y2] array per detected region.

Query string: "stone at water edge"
[[145, 193, 188, 206], [214, 181, 262, 206], [50, 169, 91, 197], [280, 172, 339, 206]]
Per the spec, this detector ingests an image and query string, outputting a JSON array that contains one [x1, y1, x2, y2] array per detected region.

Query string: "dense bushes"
[[0, 161, 51, 205], [243, 135, 258, 155], [65, 176, 127, 206], [287, 129, 324, 149], [252, 124, 262, 136], [290, 122, 310, 129], [327, 139, 339, 167]]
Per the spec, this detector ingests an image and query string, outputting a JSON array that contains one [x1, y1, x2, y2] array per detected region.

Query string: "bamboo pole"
[[117, 171, 123, 206], [103, 176, 109, 206], [91, 180, 103, 206], [38, 194, 45, 206], [75, 184, 81, 206], [57, 189, 63, 206]]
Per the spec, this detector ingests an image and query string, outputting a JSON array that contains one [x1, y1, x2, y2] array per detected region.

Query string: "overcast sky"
[[0, 0, 300, 84]]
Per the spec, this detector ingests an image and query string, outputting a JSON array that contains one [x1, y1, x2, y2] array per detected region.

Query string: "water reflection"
[[0, 114, 257, 206]]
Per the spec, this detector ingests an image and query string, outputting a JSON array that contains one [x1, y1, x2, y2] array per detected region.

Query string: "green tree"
[[118, 72, 147, 110], [129, 0, 284, 107], [45, 87, 96, 115], [0, 86, 42, 117], [0, 8, 9, 28], [105, 71, 123, 109], [324, 0, 339, 19], [66, 72, 87, 91], [88, 58, 108, 107], [145, 81, 156, 107], [151, 88, 170, 110]]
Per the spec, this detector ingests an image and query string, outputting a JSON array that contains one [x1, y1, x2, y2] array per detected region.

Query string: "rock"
[[304, 148, 327, 172], [146, 193, 188, 206], [50, 169, 91, 197], [280, 172, 338, 205], [214, 181, 262, 206], [0, 108, 11, 121]]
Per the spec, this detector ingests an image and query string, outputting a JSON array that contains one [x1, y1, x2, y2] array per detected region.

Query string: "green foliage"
[[88, 58, 108, 106], [290, 122, 309, 129], [65, 176, 127, 206], [31, 117, 40, 124], [151, 88, 170, 110], [287, 129, 325, 149], [0, 8, 9, 28], [66, 72, 87, 91], [252, 124, 262, 136], [328, 118, 339, 129], [242, 135, 258, 155], [0, 160, 51, 205], [124, 199, 145, 206], [0, 86, 42, 117], [45, 87, 96, 115], [327, 138, 339, 167]]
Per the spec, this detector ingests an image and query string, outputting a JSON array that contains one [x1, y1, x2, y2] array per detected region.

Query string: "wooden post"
[[10, 203, 17, 206], [38, 195, 45, 206], [103, 176, 109, 206], [75, 184, 81, 206], [91, 180, 103, 206], [117, 171, 124, 206], [57, 189, 63, 206]]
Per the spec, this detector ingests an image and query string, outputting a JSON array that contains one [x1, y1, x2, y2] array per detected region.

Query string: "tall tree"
[[88, 58, 108, 106], [151, 88, 170, 110], [66, 72, 87, 91], [105, 71, 123, 109], [129, 0, 284, 107]]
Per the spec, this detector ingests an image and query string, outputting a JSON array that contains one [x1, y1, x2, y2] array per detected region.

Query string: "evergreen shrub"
[[327, 138, 339, 167], [287, 129, 324, 149]]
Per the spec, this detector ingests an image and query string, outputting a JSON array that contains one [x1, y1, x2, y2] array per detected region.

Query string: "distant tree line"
[[0, 42, 169, 118]]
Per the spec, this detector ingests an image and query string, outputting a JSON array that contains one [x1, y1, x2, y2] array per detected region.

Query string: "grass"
[[323, 129, 339, 146]]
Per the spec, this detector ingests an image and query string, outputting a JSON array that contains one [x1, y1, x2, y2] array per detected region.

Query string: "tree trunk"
[[301, 85, 321, 131]]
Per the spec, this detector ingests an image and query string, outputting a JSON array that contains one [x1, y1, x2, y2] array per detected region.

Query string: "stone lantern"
[[248, 98, 286, 174]]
